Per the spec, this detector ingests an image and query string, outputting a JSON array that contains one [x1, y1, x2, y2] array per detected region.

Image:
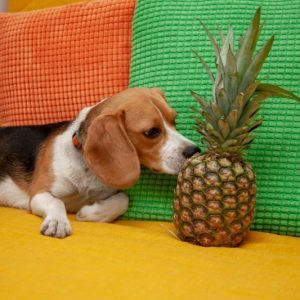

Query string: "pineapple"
[[173, 8, 300, 247]]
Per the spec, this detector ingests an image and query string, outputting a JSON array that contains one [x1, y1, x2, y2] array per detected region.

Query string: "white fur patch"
[[31, 192, 71, 238], [76, 192, 129, 222], [160, 122, 196, 174], [0, 177, 29, 210], [50, 106, 116, 212]]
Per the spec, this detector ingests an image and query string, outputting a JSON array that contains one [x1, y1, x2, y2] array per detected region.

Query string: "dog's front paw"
[[40, 217, 72, 238]]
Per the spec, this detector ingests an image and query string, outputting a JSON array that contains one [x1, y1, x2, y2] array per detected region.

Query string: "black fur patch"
[[0, 122, 70, 182]]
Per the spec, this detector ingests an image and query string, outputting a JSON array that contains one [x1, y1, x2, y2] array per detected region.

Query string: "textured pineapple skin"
[[173, 153, 256, 247]]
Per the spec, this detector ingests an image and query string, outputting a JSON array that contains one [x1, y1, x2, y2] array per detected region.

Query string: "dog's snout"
[[182, 145, 200, 159]]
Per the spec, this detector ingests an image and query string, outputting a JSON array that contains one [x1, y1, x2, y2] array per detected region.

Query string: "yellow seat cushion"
[[0, 207, 299, 300], [8, 0, 84, 12]]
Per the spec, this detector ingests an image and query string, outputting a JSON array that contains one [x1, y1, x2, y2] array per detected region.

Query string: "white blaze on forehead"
[[160, 119, 196, 175]]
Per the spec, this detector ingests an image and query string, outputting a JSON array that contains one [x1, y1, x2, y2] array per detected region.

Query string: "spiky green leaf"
[[221, 139, 238, 149], [218, 118, 230, 138], [192, 8, 300, 156], [238, 91, 270, 126], [215, 88, 229, 115], [236, 7, 261, 78], [193, 50, 215, 83], [211, 102, 224, 118], [224, 45, 238, 102], [220, 26, 234, 66], [246, 119, 263, 133], [256, 83, 300, 101], [198, 20, 221, 57], [239, 35, 275, 92], [241, 81, 261, 107], [226, 109, 238, 130]]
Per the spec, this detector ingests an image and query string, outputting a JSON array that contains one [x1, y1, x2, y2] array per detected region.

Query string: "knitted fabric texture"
[[127, 0, 300, 236], [0, 0, 136, 125]]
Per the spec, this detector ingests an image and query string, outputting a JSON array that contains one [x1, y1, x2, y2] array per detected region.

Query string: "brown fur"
[[79, 88, 177, 182], [28, 126, 67, 204], [83, 111, 140, 189], [0, 88, 199, 238]]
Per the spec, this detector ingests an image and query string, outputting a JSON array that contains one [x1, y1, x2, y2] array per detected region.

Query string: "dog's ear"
[[150, 88, 177, 125], [83, 111, 140, 189], [151, 87, 166, 100]]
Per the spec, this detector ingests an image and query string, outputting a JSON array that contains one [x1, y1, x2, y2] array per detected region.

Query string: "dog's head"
[[80, 88, 200, 189]]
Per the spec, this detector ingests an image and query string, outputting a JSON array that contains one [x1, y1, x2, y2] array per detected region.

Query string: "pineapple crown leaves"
[[192, 7, 300, 156]]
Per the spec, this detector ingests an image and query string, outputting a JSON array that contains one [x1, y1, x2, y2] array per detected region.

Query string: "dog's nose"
[[182, 145, 201, 158]]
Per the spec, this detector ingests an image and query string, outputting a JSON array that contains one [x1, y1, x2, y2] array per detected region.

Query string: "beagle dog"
[[0, 88, 199, 238]]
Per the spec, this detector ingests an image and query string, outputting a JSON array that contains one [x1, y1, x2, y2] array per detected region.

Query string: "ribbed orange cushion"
[[0, 0, 136, 125]]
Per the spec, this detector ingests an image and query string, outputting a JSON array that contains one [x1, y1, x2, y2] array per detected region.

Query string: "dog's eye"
[[143, 127, 161, 139]]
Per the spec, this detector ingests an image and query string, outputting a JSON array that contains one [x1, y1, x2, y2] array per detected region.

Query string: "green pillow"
[[125, 0, 300, 236]]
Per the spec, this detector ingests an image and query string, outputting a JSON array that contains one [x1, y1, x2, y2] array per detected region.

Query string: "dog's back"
[[0, 122, 69, 182], [0, 122, 70, 209]]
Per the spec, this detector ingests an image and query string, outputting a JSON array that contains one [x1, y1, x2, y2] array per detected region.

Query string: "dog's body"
[[0, 88, 199, 238]]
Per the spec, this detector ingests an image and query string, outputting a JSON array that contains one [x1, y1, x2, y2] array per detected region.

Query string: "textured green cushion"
[[125, 0, 300, 236]]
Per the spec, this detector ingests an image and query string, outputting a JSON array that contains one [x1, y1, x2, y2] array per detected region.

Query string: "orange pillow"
[[0, 0, 136, 126]]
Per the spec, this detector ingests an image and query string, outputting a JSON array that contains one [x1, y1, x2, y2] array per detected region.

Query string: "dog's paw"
[[40, 216, 72, 238], [76, 193, 129, 223], [76, 202, 117, 222]]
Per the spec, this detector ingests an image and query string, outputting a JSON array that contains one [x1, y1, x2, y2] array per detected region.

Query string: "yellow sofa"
[[1, 207, 300, 300], [1, 1, 300, 299]]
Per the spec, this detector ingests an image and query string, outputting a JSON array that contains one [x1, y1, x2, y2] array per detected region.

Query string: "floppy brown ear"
[[151, 87, 166, 100], [150, 88, 177, 124], [82, 111, 140, 189]]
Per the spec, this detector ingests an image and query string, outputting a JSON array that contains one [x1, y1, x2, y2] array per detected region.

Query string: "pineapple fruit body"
[[174, 153, 256, 247]]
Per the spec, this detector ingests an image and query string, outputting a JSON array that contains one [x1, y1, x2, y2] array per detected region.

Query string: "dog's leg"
[[76, 192, 129, 222], [31, 192, 72, 238]]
